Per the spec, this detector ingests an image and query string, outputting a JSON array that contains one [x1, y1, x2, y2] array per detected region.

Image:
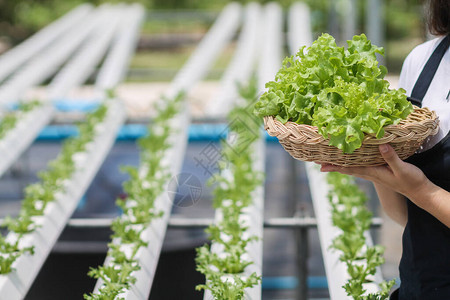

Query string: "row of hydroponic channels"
[[0, 2, 392, 300]]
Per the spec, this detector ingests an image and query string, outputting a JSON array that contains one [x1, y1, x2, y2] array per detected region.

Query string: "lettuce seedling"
[[327, 172, 395, 299], [0, 101, 109, 276], [195, 78, 263, 299]]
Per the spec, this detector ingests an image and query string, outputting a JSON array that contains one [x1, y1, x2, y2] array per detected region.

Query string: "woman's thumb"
[[379, 144, 403, 171]]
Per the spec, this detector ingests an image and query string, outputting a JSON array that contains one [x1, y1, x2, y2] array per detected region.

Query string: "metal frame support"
[[296, 217, 308, 300], [0, 216, 383, 229]]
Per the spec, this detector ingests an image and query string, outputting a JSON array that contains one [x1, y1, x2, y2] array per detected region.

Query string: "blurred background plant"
[[0, 0, 427, 78]]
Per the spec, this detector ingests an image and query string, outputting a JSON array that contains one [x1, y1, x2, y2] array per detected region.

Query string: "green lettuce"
[[254, 33, 412, 153]]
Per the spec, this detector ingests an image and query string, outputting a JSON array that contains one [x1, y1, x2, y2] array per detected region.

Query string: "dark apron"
[[391, 35, 450, 300]]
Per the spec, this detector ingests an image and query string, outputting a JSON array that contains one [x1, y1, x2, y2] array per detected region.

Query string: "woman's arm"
[[373, 183, 407, 227], [320, 144, 450, 228]]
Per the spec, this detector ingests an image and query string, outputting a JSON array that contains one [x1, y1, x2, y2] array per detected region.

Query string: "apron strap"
[[408, 35, 450, 107]]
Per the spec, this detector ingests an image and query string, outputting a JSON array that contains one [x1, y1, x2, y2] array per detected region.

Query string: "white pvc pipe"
[[0, 100, 125, 299], [94, 4, 145, 94], [166, 2, 242, 99], [288, 2, 313, 55], [0, 6, 104, 105], [48, 6, 123, 100], [0, 4, 93, 83], [206, 3, 261, 117]]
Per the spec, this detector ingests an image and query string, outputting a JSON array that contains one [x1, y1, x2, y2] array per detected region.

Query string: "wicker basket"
[[264, 106, 439, 166]]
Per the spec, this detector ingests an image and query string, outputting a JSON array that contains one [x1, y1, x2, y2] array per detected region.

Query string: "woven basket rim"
[[263, 106, 439, 166], [264, 106, 439, 142]]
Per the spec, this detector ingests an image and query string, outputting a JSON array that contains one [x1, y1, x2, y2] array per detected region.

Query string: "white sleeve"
[[398, 52, 414, 96]]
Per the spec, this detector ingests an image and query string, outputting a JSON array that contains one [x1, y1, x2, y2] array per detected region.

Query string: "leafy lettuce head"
[[254, 33, 412, 153]]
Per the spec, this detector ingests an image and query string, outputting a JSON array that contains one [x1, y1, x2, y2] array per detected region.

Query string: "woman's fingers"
[[320, 145, 400, 175], [319, 164, 336, 172], [318, 144, 430, 200], [379, 144, 405, 175], [319, 149, 396, 184], [320, 163, 379, 180]]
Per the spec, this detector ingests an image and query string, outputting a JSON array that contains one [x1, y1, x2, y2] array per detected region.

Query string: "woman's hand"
[[320, 144, 429, 201], [320, 144, 450, 228]]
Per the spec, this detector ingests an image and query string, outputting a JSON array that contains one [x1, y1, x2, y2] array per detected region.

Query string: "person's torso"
[[399, 134, 450, 300], [397, 36, 450, 300]]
